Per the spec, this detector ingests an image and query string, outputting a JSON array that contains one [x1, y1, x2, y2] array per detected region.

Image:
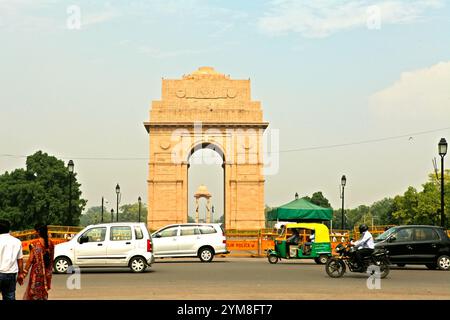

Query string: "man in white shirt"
[[0, 219, 24, 300], [351, 224, 375, 269]]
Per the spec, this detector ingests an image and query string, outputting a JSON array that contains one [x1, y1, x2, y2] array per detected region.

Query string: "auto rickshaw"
[[267, 222, 332, 264]]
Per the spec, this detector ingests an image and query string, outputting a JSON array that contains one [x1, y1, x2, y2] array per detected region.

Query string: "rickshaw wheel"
[[325, 258, 346, 278], [268, 254, 279, 264], [315, 255, 329, 265]]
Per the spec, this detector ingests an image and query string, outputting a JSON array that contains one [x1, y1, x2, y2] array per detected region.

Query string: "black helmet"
[[359, 224, 369, 233]]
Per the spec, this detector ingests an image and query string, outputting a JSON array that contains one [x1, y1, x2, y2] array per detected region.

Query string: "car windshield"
[[375, 227, 398, 241]]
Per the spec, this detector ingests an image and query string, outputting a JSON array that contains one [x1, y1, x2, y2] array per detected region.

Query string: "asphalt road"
[[15, 257, 450, 300]]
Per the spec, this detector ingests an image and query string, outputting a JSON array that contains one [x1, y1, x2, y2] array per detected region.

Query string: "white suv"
[[53, 222, 154, 273], [151, 223, 228, 262]]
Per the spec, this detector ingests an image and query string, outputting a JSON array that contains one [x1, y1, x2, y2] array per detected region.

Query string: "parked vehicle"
[[151, 223, 227, 262], [374, 225, 450, 270], [53, 222, 154, 274], [325, 243, 390, 278], [267, 223, 332, 264]]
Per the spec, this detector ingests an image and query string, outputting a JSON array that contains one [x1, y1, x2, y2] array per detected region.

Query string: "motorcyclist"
[[350, 224, 374, 270]]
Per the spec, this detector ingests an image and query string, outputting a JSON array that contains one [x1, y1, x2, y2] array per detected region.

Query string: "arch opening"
[[188, 145, 225, 226]]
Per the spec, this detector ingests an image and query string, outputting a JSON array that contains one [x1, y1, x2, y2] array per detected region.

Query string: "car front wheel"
[[54, 257, 71, 274], [437, 255, 450, 271]]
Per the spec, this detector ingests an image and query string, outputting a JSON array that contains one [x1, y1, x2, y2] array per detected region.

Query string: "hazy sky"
[[1, 0, 450, 218]]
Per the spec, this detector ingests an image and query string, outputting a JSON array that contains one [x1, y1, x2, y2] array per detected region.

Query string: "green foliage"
[[308, 191, 332, 208], [80, 202, 148, 226], [265, 205, 275, 228], [392, 171, 449, 225], [332, 198, 398, 230], [214, 215, 224, 224], [79, 206, 103, 226], [334, 170, 450, 230], [0, 151, 86, 230]]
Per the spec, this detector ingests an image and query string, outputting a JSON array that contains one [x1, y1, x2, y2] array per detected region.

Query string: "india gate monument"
[[144, 67, 268, 230]]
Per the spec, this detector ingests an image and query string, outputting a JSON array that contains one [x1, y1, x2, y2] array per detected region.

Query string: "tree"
[[80, 202, 148, 226], [302, 192, 332, 208], [79, 206, 103, 226], [309, 192, 332, 208], [214, 215, 224, 224], [370, 198, 395, 225], [265, 204, 275, 228], [392, 171, 450, 225], [0, 151, 86, 230]]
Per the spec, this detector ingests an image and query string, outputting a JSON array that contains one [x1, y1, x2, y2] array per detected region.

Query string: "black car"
[[374, 225, 450, 270]]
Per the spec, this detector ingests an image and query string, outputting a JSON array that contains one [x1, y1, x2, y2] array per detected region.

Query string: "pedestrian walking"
[[0, 219, 24, 300], [22, 224, 54, 300]]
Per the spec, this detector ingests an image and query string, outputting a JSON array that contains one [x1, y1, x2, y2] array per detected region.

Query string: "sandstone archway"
[[144, 67, 268, 230]]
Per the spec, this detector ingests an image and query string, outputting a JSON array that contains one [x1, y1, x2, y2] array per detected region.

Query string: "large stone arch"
[[144, 67, 268, 230]]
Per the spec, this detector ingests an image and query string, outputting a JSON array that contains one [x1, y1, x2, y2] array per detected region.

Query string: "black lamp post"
[[101, 197, 107, 223], [439, 138, 447, 228], [341, 175, 347, 230], [138, 196, 142, 223], [295, 192, 299, 200], [68, 160, 74, 223], [111, 209, 114, 223], [115, 184, 120, 222]]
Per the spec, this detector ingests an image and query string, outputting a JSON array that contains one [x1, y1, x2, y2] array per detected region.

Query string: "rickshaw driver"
[[286, 228, 300, 245], [302, 230, 315, 255]]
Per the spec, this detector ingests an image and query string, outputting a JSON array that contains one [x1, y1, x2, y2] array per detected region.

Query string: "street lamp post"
[[138, 196, 142, 223], [68, 160, 74, 224], [341, 175, 347, 230], [115, 184, 120, 222], [439, 138, 447, 228], [211, 205, 215, 223], [101, 197, 104, 223], [111, 209, 114, 223]]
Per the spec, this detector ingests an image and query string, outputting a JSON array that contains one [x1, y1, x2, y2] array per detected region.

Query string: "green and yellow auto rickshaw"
[[267, 223, 332, 264]]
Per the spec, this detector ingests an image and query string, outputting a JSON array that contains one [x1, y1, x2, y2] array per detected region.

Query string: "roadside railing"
[[12, 225, 83, 254]]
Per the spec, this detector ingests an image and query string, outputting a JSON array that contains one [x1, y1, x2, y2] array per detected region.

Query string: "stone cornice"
[[144, 121, 269, 133]]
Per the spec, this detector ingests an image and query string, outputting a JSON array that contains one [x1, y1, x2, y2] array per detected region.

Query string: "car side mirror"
[[388, 235, 396, 242], [79, 235, 89, 244], [154, 233, 161, 238]]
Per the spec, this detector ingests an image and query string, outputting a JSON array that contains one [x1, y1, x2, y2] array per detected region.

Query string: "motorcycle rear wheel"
[[325, 258, 346, 278], [379, 261, 390, 279]]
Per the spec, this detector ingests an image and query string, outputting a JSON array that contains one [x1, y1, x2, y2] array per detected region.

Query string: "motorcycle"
[[325, 243, 390, 278]]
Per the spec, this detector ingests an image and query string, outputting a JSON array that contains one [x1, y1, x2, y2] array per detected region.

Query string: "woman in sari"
[[22, 224, 54, 300]]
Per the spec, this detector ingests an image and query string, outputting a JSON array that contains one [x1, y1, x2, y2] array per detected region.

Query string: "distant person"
[[0, 219, 24, 300], [22, 224, 54, 300], [303, 230, 315, 255]]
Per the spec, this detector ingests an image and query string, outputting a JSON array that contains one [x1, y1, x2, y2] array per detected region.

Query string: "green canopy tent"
[[267, 198, 333, 222]]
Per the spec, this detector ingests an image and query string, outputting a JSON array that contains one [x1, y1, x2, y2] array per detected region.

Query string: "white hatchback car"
[[53, 222, 154, 273], [152, 223, 228, 262]]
